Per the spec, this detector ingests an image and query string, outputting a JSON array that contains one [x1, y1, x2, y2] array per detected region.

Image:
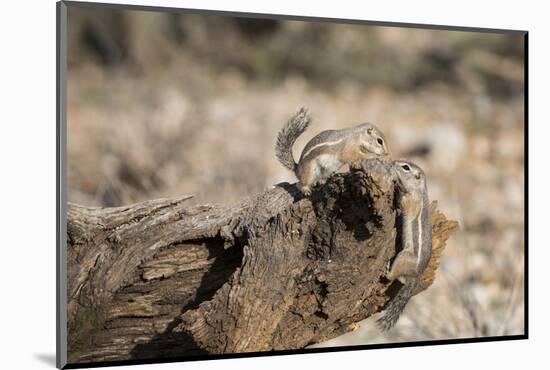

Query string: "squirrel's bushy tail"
[[376, 279, 418, 331], [275, 107, 311, 172]]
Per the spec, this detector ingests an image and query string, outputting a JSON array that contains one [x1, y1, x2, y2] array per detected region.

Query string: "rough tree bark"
[[66, 159, 458, 364]]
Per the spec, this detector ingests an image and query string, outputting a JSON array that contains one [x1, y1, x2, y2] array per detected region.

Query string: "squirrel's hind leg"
[[388, 250, 418, 281], [297, 160, 318, 196]]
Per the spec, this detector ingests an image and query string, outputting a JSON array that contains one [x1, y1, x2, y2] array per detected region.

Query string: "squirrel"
[[376, 160, 432, 331], [275, 107, 389, 195]]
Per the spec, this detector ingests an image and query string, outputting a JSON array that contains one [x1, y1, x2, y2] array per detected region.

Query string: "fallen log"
[[66, 159, 458, 364]]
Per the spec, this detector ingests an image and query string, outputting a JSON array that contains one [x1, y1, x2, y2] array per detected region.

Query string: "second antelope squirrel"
[[377, 160, 432, 331], [275, 107, 389, 195]]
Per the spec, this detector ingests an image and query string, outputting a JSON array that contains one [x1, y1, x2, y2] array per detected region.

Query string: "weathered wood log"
[[66, 159, 458, 364]]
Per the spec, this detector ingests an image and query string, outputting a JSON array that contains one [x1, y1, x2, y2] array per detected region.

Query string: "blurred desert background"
[[66, 6, 525, 346]]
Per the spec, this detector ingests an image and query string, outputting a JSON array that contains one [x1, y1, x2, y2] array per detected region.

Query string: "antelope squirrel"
[[275, 107, 389, 195], [377, 160, 432, 331]]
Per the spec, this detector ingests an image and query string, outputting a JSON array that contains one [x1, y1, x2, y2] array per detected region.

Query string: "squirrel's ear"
[[367, 127, 373, 134]]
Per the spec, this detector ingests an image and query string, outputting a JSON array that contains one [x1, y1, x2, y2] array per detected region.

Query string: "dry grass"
[[67, 8, 525, 345]]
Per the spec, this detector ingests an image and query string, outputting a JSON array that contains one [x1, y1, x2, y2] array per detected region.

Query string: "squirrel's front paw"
[[384, 260, 392, 277], [349, 160, 364, 171]]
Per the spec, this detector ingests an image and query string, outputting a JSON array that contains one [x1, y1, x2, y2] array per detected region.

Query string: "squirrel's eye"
[[402, 164, 410, 171], [377, 138, 384, 145]]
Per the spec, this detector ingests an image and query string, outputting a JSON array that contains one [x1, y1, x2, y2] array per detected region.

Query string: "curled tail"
[[376, 279, 418, 331], [275, 107, 311, 172]]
